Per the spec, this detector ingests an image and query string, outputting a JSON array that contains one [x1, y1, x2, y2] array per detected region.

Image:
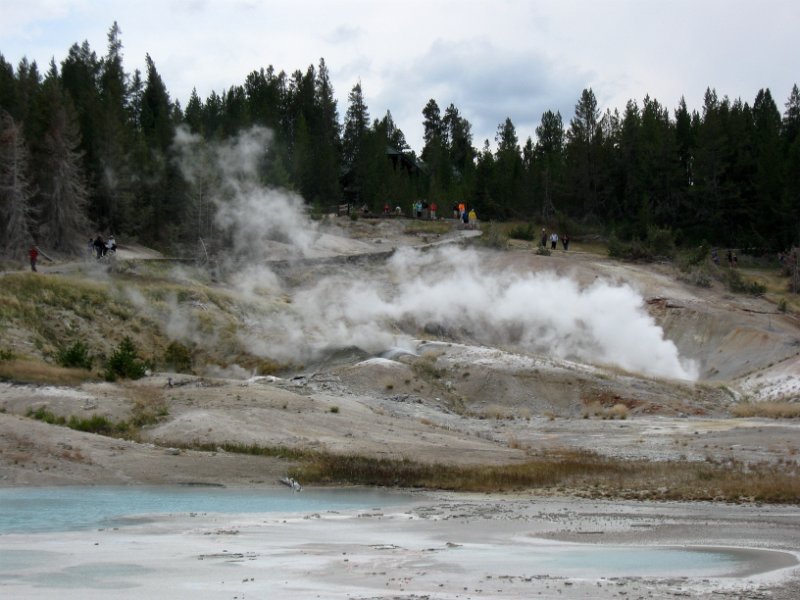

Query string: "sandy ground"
[[2, 217, 800, 598]]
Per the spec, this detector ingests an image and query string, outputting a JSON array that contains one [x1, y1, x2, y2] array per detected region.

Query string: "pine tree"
[[0, 111, 36, 258], [0, 55, 17, 115], [565, 88, 601, 216], [312, 58, 341, 204], [133, 54, 182, 243], [342, 82, 369, 168], [783, 84, 800, 246], [534, 110, 565, 222], [493, 118, 523, 218], [95, 22, 135, 234], [751, 88, 784, 247], [443, 103, 474, 174], [37, 69, 90, 253]]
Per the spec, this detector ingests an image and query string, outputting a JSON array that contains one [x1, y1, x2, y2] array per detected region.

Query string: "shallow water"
[[0, 486, 410, 533], [448, 542, 775, 577]]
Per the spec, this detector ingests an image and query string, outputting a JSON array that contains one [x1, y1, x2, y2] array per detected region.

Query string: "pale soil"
[[1, 493, 799, 599], [1, 217, 799, 598]]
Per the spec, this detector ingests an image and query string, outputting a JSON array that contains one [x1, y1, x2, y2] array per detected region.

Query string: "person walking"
[[550, 231, 558, 250], [28, 245, 39, 272], [93, 235, 105, 259]]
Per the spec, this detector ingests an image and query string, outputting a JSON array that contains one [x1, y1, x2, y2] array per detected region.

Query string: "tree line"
[[1, 23, 799, 259]]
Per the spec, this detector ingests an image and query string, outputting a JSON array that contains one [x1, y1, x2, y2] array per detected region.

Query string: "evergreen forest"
[[1, 23, 799, 260]]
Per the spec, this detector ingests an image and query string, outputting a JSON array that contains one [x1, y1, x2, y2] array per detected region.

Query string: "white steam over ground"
[[172, 128, 698, 381]]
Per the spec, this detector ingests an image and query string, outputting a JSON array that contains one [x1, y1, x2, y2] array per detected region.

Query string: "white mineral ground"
[[2, 218, 799, 599]]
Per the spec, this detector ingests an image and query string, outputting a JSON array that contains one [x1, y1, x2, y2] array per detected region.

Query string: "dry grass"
[[0, 358, 95, 385], [120, 384, 170, 426], [288, 449, 800, 503], [411, 355, 445, 380], [507, 436, 529, 450], [731, 401, 800, 419], [482, 404, 516, 420], [582, 400, 631, 420]]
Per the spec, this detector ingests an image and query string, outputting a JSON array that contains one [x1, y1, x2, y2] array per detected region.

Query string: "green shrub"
[[67, 414, 125, 435], [162, 341, 192, 373], [725, 269, 766, 296], [482, 222, 507, 249], [105, 336, 147, 381], [608, 227, 675, 262], [679, 242, 711, 270], [29, 406, 129, 435], [27, 406, 66, 425], [0, 348, 13, 361], [56, 341, 93, 370], [646, 226, 676, 259], [507, 223, 536, 241]]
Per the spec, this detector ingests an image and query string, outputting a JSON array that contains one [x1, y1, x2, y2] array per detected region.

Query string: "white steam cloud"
[[267, 246, 697, 380], [174, 125, 319, 261], [173, 127, 697, 382]]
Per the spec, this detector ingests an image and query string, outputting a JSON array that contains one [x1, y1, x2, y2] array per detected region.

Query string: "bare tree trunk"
[[0, 112, 36, 259]]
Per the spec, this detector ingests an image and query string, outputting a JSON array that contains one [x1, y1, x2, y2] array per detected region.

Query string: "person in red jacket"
[[29, 245, 39, 272]]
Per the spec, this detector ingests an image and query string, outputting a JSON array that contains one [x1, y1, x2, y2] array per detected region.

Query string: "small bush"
[[646, 226, 676, 259], [105, 336, 148, 381], [162, 341, 192, 373], [608, 227, 675, 262], [329, 405, 340, 413], [507, 223, 536, 241], [482, 222, 507, 250], [608, 403, 630, 419], [725, 269, 767, 296], [67, 414, 125, 435], [681, 242, 711, 269], [56, 341, 93, 370], [28, 407, 128, 434], [27, 406, 66, 425], [412, 356, 444, 380], [535, 245, 551, 256], [0, 348, 14, 361]]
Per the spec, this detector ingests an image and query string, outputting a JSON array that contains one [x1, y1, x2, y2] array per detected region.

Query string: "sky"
[[1, 0, 798, 153]]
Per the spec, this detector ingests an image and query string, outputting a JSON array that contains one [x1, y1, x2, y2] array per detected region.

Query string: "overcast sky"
[[2, 0, 797, 152]]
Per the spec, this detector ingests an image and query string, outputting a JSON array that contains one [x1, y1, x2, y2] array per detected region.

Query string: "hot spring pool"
[[0, 485, 412, 533], [445, 541, 798, 578]]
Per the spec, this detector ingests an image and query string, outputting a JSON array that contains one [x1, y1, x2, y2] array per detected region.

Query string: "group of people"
[[451, 202, 478, 229], [410, 200, 438, 220], [90, 235, 116, 259], [541, 228, 570, 251], [711, 248, 738, 267]]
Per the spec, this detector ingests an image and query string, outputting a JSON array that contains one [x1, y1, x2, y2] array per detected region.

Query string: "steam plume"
[[173, 127, 697, 381]]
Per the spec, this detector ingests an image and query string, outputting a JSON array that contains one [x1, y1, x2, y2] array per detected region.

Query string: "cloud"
[[372, 37, 588, 148], [325, 24, 364, 45]]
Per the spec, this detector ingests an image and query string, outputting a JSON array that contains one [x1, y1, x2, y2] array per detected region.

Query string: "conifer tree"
[[0, 112, 36, 258], [342, 82, 369, 168], [37, 68, 90, 253], [565, 88, 601, 216], [534, 110, 565, 222]]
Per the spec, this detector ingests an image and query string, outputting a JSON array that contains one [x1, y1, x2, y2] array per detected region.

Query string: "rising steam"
[[172, 127, 698, 381]]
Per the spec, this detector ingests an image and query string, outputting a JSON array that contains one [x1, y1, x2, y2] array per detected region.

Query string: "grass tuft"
[[731, 401, 800, 419]]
